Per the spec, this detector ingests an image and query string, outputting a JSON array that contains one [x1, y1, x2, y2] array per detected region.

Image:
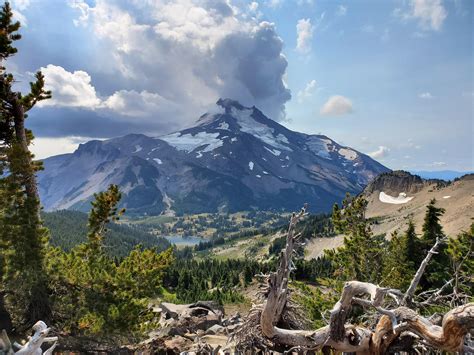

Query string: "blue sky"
[[8, 0, 473, 171]]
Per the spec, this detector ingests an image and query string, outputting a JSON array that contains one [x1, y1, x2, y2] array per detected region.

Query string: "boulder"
[[205, 324, 225, 335]]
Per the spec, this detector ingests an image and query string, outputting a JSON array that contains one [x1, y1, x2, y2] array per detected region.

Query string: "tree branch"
[[403, 237, 446, 305]]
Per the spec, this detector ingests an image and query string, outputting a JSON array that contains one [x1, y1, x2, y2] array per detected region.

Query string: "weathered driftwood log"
[[0, 321, 57, 355], [241, 206, 474, 354]]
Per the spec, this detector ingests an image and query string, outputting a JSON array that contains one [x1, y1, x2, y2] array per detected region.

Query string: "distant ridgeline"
[[43, 210, 171, 257]]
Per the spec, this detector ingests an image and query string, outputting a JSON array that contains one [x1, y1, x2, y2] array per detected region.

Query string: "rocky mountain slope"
[[38, 99, 388, 215], [363, 171, 473, 237]]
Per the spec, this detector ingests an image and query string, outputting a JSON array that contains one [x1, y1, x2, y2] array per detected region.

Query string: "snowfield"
[[132, 145, 143, 153], [306, 137, 333, 159], [379, 191, 414, 204], [161, 132, 224, 153], [248, 161, 254, 171], [217, 122, 229, 130], [231, 107, 291, 151]]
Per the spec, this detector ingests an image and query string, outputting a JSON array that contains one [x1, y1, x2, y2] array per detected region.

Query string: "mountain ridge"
[[38, 99, 389, 215], [363, 170, 473, 237]]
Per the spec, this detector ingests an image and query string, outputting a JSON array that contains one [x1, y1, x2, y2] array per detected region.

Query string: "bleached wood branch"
[[0, 321, 57, 355], [418, 278, 454, 306], [403, 237, 446, 305]]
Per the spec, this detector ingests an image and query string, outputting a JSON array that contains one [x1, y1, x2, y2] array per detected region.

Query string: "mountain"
[[363, 171, 474, 237], [37, 99, 389, 215], [409, 170, 474, 181]]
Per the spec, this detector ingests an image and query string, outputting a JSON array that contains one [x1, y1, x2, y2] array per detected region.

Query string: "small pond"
[[163, 235, 203, 246]]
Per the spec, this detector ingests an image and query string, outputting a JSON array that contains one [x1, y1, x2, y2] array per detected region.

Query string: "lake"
[[163, 235, 203, 246]]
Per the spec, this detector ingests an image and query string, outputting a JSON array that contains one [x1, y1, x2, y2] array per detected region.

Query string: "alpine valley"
[[38, 99, 389, 215]]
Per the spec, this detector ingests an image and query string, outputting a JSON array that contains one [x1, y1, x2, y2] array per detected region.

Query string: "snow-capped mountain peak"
[[169, 99, 293, 153], [38, 99, 389, 215]]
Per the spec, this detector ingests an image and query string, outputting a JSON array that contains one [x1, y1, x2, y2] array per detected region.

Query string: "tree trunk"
[[9, 94, 51, 328], [12, 95, 40, 203], [0, 293, 12, 333]]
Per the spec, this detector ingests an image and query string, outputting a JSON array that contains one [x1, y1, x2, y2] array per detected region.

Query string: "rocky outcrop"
[[364, 170, 446, 195], [130, 301, 242, 353]]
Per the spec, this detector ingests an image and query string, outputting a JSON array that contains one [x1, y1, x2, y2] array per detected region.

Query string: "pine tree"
[[381, 231, 414, 290], [420, 199, 449, 288], [46, 185, 174, 335], [330, 194, 385, 283], [446, 224, 473, 304], [421, 199, 445, 243], [404, 218, 423, 266], [86, 184, 124, 254], [0, 2, 52, 328]]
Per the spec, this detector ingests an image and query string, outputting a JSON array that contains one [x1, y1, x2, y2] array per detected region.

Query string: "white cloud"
[[430, 161, 447, 167], [68, 0, 291, 121], [297, 79, 317, 102], [296, 18, 314, 54], [30, 136, 97, 159], [336, 5, 347, 16], [39, 64, 101, 108], [39, 66, 181, 122], [320, 95, 353, 116], [249, 2, 259, 12], [102, 90, 180, 118], [419, 92, 434, 99], [10, 0, 30, 25], [368, 146, 390, 159], [396, 0, 447, 31]]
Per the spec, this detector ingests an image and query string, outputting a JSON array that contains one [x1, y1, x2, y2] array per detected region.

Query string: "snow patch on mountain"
[[217, 122, 229, 130], [264, 147, 281, 156], [306, 137, 332, 159], [339, 148, 358, 161], [161, 132, 224, 153], [231, 107, 291, 151], [153, 158, 163, 165], [379, 191, 414, 204], [133, 145, 143, 153], [249, 161, 254, 171]]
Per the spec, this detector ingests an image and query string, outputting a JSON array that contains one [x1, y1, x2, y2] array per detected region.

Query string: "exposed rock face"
[[37, 99, 389, 215], [158, 301, 224, 336], [364, 170, 443, 195]]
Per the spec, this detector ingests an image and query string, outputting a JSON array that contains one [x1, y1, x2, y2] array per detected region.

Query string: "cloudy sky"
[[8, 0, 473, 171]]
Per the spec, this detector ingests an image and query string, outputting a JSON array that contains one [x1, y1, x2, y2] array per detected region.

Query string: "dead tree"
[[236, 206, 474, 354], [0, 321, 57, 354]]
